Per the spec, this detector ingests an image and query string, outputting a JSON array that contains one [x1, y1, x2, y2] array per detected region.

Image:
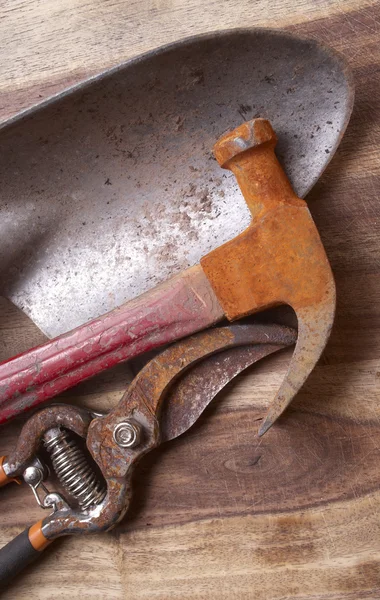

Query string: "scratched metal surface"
[[0, 29, 353, 337]]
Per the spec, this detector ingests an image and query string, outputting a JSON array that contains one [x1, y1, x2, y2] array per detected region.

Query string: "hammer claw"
[[258, 286, 336, 436]]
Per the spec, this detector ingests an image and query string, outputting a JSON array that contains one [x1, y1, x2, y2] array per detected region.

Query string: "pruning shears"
[[0, 322, 296, 587]]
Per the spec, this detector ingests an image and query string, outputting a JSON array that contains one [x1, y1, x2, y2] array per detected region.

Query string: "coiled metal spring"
[[44, 429, 106, 510]]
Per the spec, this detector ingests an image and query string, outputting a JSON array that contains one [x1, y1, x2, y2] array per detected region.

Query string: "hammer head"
[[201, 118, 336, 435], [213, 119, 277, 167]]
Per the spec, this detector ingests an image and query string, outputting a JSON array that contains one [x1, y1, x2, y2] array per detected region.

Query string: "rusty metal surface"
[[0, 29, 354, 338], [161, 344, 290, 442], [2, 323, 296, 540], [2, 405, 93, 477], [201, 119, 336, 435]]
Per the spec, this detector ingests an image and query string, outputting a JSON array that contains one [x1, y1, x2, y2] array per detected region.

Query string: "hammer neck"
[[228, 144, 302, 218]]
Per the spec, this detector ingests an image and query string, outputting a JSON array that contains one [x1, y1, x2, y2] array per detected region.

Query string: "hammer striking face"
[[0, 119, 335, 430]]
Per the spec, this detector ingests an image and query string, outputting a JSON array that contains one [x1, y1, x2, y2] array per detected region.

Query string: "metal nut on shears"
[[113, 420, 142, 448]]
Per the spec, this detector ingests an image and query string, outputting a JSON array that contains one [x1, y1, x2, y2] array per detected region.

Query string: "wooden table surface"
[[1, 1, 380, 598]]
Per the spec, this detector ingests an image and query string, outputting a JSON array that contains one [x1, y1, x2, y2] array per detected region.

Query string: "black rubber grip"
[[0, 527, 42, 589]]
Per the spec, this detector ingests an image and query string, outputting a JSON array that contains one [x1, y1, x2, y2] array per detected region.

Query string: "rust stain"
[[202, 119, 333, 317], [201, 119, 336, 434]]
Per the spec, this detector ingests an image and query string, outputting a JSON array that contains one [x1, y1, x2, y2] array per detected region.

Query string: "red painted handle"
[[0, 267, 223, 424]]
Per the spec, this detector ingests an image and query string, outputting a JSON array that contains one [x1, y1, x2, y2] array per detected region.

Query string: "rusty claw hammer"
[[201, 119, 335, 434], [0, 119, 335, 432]]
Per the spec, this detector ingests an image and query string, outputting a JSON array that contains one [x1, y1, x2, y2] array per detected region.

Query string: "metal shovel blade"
[[0, 29, 354, 338]]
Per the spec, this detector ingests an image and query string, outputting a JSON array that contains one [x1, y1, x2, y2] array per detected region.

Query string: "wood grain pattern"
[[0, 0, 376, 124], [1, 1, 380, 598]]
